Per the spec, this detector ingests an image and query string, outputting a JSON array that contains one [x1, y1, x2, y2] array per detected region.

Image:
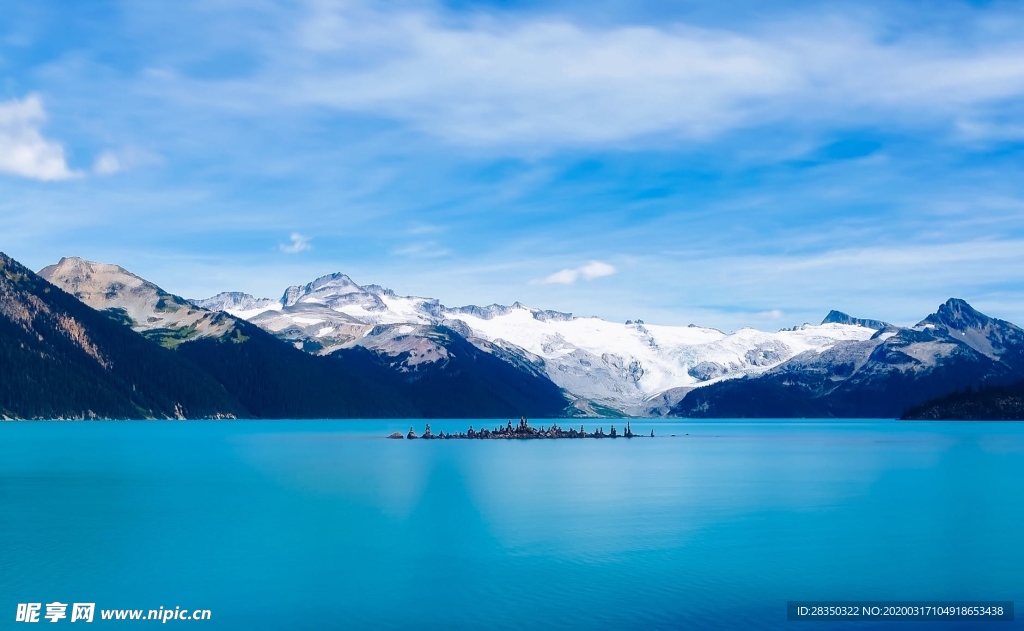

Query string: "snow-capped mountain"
[[37, 257, 1024, 419], [440, 306, 876, 412], [38, 257, 568, 419], [195, 271, 879, 414], [673, 299, 1024, 418], [191, 292, 279, 319]]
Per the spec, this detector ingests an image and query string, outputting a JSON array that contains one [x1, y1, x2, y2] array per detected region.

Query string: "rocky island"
[[389, 417, 653, 439]]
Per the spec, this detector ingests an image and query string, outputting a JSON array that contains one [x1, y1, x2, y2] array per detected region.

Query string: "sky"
[[3, 0, 1024, 331]]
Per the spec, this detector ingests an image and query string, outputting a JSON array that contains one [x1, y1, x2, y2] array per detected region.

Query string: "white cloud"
[[142, 2, 1024, 149], [93, 151, 122, 175], [0, 94, 77, 181], [279, 233, 311, 253], [536, 268, 579, 285], [579, 261, 617, 279], [534, 260, 616, 285]]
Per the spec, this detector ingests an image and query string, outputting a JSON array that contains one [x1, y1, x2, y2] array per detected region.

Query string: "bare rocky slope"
[[0, 253, 244, 419]]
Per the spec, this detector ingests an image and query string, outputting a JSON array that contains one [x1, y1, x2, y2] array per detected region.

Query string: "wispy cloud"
[[7, 1, 1024, 334], [279, 233, 311, 253], [0, 94, 78, 181], [391, 241, 451, 258], [133, 1, 1024, 149], [93, 151, 121, 175], [533, 261, 616, 285], [92, 146, 162, 176], [406, 222, 444, 236]]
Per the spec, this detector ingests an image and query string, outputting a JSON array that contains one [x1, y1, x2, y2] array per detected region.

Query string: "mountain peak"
[[920, 298, 990, 331], [39, 256, 134, 282], [821, 309, 852, 324], [282, 272, 362, 306], [820, 310, 889, 330], [38, 256, 236, 341], [312, 271, 358, 286]]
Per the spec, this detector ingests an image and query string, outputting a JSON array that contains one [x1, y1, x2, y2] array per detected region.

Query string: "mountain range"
[[190, 270, 881, 415], [673, 298, 1024, 418], [1, 251, 1021, 419]]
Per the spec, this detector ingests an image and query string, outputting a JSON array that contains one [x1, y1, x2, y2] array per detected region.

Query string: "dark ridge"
[[918, 298, 990, 331], [821, 310, 890, 330], [329, 326, 570, 418], [902, 380, 1024, 420], [175, 320, 421, 419], [0, 252, 245, 419]]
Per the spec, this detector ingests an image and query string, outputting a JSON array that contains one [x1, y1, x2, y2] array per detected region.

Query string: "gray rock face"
[[821, 310, 890, 331], [744, 340, 789, 366], [191, 292, 276, 313], [688, 361, 730, 381], [439, 318, 474, 339], [918, 298, 1024, 366]]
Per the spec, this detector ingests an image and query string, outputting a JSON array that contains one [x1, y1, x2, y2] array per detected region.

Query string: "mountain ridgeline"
[[0, 253, 243, 419], [671, 300, 1024, 418], [27, 255, 569, 419], [5, 252, 1023, 419]]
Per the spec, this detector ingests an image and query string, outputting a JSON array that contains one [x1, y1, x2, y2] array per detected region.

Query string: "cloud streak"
[[91, 147, 161, 176], [137, 1, 1024, 150], [534, 260, 616, 285], [391, 241, 451, 258]]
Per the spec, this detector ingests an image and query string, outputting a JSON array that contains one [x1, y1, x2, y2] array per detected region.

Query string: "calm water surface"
[[1, 420, 1022, 630]]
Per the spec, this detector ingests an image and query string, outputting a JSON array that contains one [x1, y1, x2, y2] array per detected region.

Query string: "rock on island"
[[389, 417, 653, 439]]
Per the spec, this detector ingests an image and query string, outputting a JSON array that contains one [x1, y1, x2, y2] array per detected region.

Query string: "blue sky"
[[3, 0, 1024, 331]]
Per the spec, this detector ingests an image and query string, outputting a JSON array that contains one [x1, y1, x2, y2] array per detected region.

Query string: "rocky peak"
[[38, 256, 235, 342], [39, 257, 134, 286], [282, 272, 362, 306], [191, 292, 277, 313], [821, 310, 889, 330], [38, 257, 168, 309], [443, 304, 513, 320], [920, 298, 990, 332]]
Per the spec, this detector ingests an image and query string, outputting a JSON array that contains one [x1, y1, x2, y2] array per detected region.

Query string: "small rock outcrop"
[[392, 417, 654, 440]]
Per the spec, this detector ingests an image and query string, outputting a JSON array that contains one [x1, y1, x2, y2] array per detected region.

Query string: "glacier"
[[194, 271, 879, 414]]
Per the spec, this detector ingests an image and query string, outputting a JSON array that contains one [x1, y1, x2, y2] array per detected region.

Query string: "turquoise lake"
[[1, 420, 1022, 629]]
